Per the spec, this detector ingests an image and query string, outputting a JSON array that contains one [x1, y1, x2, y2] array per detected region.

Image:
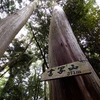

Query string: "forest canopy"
[[0, 0, 100, 100]]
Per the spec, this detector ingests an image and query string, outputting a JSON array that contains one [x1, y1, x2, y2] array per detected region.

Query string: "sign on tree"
[[41, 61, 91, 81]]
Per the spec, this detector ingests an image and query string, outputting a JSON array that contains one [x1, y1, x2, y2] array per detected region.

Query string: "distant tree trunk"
[[49, 5, 100, 100], [0, 0, 39, 58]]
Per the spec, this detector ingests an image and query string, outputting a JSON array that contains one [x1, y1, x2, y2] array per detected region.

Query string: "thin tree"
[[49, 5, 100, 100], [0, 0, 39, 58]]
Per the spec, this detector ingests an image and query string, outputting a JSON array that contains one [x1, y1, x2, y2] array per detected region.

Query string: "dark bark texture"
[[49, 5, 100, 100]]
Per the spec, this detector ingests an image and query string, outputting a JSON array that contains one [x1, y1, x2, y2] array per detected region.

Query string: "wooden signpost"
[[41, 61, 91, 81]]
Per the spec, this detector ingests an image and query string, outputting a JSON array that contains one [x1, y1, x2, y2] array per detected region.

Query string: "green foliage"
[[64, 0, 100, 76], [26, 0, 51, 63], [0, 0, 50, 99], [0, 73, 43, 100], [0, 0, 16, 14], [0, 78, 7, 95], [0, 0, 100, 99], [0, 37, 44, 100], [0, 75, 43, 100], [18, 0, 22, 3]]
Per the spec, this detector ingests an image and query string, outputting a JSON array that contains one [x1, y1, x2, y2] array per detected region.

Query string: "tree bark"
[[49, 5, 100, 100], [0, 0, 39, 58]]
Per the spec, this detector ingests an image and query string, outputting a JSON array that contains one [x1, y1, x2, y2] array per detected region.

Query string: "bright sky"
[[96, 0, 100, 6]]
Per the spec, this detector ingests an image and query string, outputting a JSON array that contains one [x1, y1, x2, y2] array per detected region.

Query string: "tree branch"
[[0, 68, 9, 78], [29, 23, 49, 69], [0, 35, 34, 73]]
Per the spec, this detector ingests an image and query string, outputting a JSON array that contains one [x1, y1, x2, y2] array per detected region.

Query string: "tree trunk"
[[49, 5, 100, 100], [0, 0, 39, 58]]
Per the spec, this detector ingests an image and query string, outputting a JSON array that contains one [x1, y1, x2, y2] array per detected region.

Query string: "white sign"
[[41, 61, 91, 81]]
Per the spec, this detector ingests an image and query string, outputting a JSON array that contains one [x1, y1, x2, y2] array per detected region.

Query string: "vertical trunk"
[[0, 0, 39, 58], [44, 81, 48, 100], [49, 5, 100, 100]]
